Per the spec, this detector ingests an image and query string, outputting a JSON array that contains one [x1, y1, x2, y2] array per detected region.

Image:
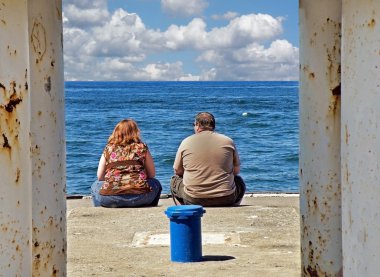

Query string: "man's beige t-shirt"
[[173, 130, 241, 198]]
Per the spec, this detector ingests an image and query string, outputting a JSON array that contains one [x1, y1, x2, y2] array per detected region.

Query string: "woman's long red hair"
[[108, 119, 141, 145]]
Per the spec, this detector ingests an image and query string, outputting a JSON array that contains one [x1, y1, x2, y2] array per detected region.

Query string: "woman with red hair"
[[91, 119, 162, 207]]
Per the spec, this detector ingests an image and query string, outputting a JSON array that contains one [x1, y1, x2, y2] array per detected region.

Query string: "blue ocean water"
[[65, 81, 299, 195]]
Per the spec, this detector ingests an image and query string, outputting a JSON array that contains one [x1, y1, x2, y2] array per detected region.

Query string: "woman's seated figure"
[[91, 119, 162, 208]]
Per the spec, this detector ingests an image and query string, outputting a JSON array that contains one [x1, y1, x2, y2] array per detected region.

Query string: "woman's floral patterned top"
[[99, 142, 152, 195]]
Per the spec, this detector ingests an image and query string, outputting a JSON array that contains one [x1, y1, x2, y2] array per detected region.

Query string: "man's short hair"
[[195, 112, 215, 130]]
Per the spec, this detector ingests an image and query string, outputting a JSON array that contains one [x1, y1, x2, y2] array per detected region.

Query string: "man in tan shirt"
[[171, 112, 246, 206]]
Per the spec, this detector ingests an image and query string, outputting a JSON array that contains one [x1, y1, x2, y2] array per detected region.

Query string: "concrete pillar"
[[299, 0, 342, 275], [341, 1, 380, 275], [0, 1, 66, 276]]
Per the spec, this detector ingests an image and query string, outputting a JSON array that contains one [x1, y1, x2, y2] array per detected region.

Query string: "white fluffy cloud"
[[63, 1, 298, 81], [211, 11, 239, 21], [161, 0, 209, 17], [198, 40, 299, 81], [63, 0, 109, 28]]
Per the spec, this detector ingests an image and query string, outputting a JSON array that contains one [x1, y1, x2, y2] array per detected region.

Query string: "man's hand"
[[174, 167, 184, 177]]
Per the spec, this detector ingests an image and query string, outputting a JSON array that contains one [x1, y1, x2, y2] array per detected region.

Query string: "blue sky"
[[63, 0, 299, 81]]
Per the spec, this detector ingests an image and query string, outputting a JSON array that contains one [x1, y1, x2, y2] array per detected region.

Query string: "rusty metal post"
[[0, 1, 66, 276], [341, 1, 380, 275], [299, 0, 342, 275], [0, 1, 33, 274]]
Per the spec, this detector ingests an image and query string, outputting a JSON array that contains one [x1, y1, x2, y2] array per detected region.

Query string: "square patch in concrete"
[[129, 231, 241, 247]]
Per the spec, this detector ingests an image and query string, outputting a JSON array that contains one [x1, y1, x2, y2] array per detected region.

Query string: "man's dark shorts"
[[170, 175, 246, 207]]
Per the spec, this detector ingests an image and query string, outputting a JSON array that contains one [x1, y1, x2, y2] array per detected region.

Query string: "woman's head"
[[108, 119, 141, 145]]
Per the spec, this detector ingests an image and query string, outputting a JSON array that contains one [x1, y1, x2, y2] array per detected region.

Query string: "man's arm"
[[173, 144, 184, 177], [233, 143, 241, 175], [233, 165, 240, 175]]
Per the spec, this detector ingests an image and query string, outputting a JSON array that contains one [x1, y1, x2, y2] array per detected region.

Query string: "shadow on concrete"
[[201, 255, 236, 262]]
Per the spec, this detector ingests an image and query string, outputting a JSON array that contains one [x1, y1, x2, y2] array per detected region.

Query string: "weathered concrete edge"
[[66, 192, 300, 200]]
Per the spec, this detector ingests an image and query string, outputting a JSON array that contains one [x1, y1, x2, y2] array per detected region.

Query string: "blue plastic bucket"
[[165, 205, 206, 262]]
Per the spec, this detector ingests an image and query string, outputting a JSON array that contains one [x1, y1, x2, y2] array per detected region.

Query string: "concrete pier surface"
[[67, 194, 300, 277]]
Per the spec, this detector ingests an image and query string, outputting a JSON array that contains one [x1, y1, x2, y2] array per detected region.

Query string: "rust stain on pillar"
[[0, 80, 28, 158], [300, 0, 342, 276]]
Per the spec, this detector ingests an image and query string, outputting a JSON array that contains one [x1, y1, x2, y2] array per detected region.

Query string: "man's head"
[[194, 112, 215, 131]]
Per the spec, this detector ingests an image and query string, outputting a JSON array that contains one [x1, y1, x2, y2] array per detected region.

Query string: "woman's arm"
[[97, 154, 106, 181], [144, 150, 156, 178]]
